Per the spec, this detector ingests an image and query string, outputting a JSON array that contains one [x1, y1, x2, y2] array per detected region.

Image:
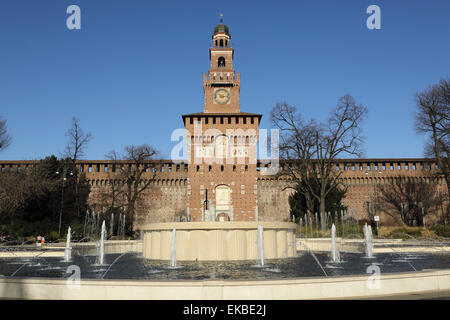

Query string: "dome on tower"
[[213, 19, 230, 36]]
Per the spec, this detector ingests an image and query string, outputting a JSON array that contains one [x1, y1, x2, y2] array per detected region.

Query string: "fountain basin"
[[1, 268, 449, 299], [140, 221, 297, 261]]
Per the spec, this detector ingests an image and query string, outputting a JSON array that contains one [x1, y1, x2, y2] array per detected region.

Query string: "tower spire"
[[219, 13, 223, 23]]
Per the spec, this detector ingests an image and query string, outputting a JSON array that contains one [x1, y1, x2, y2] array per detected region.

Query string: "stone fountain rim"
[[2, 268, 449, 285], [1, 269, 450, 300]]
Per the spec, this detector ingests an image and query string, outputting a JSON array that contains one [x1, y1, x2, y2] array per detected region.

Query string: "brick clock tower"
[[182, 18, 262, 222]]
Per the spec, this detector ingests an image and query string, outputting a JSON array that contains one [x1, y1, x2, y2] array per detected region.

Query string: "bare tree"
[[100, 150, 126, 214], [271, 95, 367, 230], [63, 117, 93, 217], [378, 178, 445, 226], [271, 102, 317, 216], [63, 117, 93, 161], [105, 144, 158, 229], [0, 117, 12, 152], [414, 78, 450, 206], [0, 171, 57, 223]]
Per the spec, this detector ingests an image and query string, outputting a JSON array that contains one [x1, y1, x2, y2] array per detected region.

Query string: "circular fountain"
[[1, 221, 450, 300]]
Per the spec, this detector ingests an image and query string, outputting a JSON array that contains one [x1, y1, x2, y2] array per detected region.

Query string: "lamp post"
[[56, 165, 73, 237]]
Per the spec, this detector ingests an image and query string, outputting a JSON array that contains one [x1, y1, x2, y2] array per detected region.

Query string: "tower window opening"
[[219, 39, 224, 47], [215, 40, 218, 47], [221, 165, 224, 171], [218, 57, 226, 67], [225, 40, 228, 47]]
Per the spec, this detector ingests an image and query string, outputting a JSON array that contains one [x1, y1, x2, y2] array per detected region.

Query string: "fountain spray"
[[64, 226, 72, 262], [364, 224, 374, 258], [257, 225, 265, 267], [170, 228, 176, 268], [110, 213, 114, 237], [99, 220, 106, 265], [331, 224, 340, 263]]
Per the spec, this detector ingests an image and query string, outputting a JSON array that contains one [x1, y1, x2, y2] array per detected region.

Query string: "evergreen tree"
[[289, 178, 347, 224]]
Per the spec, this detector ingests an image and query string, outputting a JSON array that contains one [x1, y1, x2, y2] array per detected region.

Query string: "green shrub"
[[49, 230, 59, 240], [431, 225, 450, 238], [387, 227, 422, 239]]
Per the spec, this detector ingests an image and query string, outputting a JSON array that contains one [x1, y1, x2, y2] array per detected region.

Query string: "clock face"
[[214, 88, 231, 104]]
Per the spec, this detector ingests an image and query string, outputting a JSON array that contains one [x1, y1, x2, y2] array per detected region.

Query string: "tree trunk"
[[320, 196, 326, 231]]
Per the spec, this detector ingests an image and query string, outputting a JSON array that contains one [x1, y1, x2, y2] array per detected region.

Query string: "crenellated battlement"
[[0, 158, 443, 183]]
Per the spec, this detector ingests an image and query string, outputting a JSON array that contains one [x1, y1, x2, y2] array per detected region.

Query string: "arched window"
[[225, 40, 228, 47], [219, 39, 224, 47], [218, 57, 225, 67], [215, 40, 218, 47]]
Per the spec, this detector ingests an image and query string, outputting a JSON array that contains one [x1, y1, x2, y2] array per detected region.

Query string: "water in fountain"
[[98, 221, 106, 265], [364, 223, 373, 258], [299, 218, 303, 238], [257, 225, 265, 267], [170, 227, 176, 268], [86, 210, 97, 238], [331, 224, 341, 263], [304, 216, 308, 238], [83, 210, 88, 236], [64, 226, 72, 262], [90, 211, 96, 237], [296, 241, 328, 277], [121, 214, 126, 237], [110, 213, 114, 237], [314, 212, 318, 231]]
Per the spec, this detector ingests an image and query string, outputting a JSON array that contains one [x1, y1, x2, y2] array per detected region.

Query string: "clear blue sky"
[[0, 0, 449, 161]]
